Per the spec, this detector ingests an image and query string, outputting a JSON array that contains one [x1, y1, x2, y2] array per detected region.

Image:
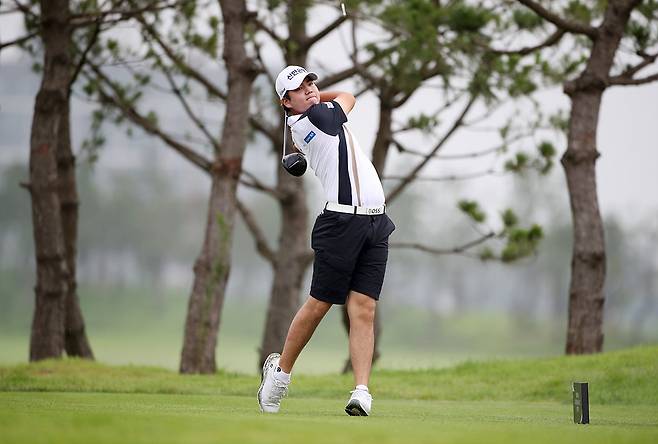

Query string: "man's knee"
[[304, 296, 332, 319], [348, 292, 376, 324]]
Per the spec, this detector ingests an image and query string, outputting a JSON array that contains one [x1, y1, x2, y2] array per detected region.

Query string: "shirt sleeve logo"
[[304, 131, 316, 144]]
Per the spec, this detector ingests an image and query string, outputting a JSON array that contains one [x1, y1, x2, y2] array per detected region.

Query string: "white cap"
[[275, 65, 319, 99]]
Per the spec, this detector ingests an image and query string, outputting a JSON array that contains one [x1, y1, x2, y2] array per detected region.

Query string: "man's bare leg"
[[278, 296, 332, 373], [346, 291, 376, 387]]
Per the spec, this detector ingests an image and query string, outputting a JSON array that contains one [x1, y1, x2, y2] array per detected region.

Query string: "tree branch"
[[249, 114, 278, 144], [608, 51, 658, 85], [138, 14, 227, 100], [240, 170, 283, 199], [303, 14, 348, 50], [393, 93, 465, 134], [87, 64, 213, 173], [316, 46, 396, 89], [390, 64, 447, 108], [392, 137, 506, 160], [384, 169, 500, 182], [514, 0, 597, 38], [489, 28, 566, 55], [391, 231, 496, 256], [10, 0, 36, 18], [316, 66, 361, 89], [253, 16, 285, 47], [70, 0, 182, 28], [254, 41, 276, 90], [0, 31, 38, 50], [246, 41, 280, 142], [616, 51, 658, 78], [608, 72, 658, 86], [159, 55, 221, 152], [386, 94, 478, 203], [0, 6, 23, 15], [236, 199, 276, 265], [69, 21, 102, 96], [348, 15, 385, 90]]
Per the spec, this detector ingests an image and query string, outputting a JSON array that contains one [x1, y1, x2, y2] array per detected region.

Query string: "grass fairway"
[[1, 393, 656, 444], [1, 346, 657, 443]]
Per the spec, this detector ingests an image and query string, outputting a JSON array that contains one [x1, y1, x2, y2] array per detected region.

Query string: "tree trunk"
[[180, 0, 256, 373], [562, 89, 606, 354], [58, 94, 93, 359], [180, 173, 238, 373], [257, 3, 313, 368], [562, 0, 636, 354], [371, 103, 393, 174], [28, 0, 71, 361], [258, 168, 310, 366]]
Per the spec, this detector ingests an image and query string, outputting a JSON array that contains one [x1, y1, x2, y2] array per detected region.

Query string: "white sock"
[[355, 384, 369, 392], [274, 366, 291, 384]]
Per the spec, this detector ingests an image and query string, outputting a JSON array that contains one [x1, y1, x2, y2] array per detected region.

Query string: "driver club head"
[[282, 153, 307, 177]]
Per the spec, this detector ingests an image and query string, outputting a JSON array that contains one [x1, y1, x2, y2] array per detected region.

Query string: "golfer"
[[258, 65, 395, 416]]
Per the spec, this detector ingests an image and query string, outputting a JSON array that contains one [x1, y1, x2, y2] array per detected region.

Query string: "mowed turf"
[[1, 346, 657, 444], [2, 392, 657, 444]]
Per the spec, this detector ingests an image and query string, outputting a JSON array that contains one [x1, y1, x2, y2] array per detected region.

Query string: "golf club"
[[281, 112, 307, 177]]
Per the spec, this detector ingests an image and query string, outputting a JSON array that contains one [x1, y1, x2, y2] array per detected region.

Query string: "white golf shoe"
[[345, 387, 372, 416], [257, 353, 289, 413]]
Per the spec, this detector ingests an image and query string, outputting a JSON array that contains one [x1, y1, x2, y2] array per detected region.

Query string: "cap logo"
[[287, 67, 307, 80]]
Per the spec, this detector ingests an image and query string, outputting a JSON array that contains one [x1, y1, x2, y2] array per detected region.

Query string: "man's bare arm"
[[319, 91, 355, 114]]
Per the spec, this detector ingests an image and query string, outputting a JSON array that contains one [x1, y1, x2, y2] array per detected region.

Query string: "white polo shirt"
[[287, 101, 385, 207]]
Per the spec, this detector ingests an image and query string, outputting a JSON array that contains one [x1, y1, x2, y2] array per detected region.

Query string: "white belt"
[[325, 202, 386, 215]]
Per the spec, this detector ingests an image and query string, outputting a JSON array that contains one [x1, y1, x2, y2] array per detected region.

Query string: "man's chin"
[[297, 102, 316, 113]]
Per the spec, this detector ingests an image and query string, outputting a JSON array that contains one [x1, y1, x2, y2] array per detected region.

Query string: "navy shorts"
[[310, 210, 396, 305]]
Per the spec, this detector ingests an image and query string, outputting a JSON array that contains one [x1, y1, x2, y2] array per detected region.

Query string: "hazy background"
[[1, 9, 657, 374]]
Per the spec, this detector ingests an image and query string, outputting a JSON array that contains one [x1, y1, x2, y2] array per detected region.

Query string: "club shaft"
[[281, 112, 287, 159]]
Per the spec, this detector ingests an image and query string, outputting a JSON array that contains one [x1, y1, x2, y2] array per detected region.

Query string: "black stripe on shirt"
[[337, 128, 352, 205]]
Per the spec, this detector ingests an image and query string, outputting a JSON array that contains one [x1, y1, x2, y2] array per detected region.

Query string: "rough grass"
[[1, 345, 657, 405]]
